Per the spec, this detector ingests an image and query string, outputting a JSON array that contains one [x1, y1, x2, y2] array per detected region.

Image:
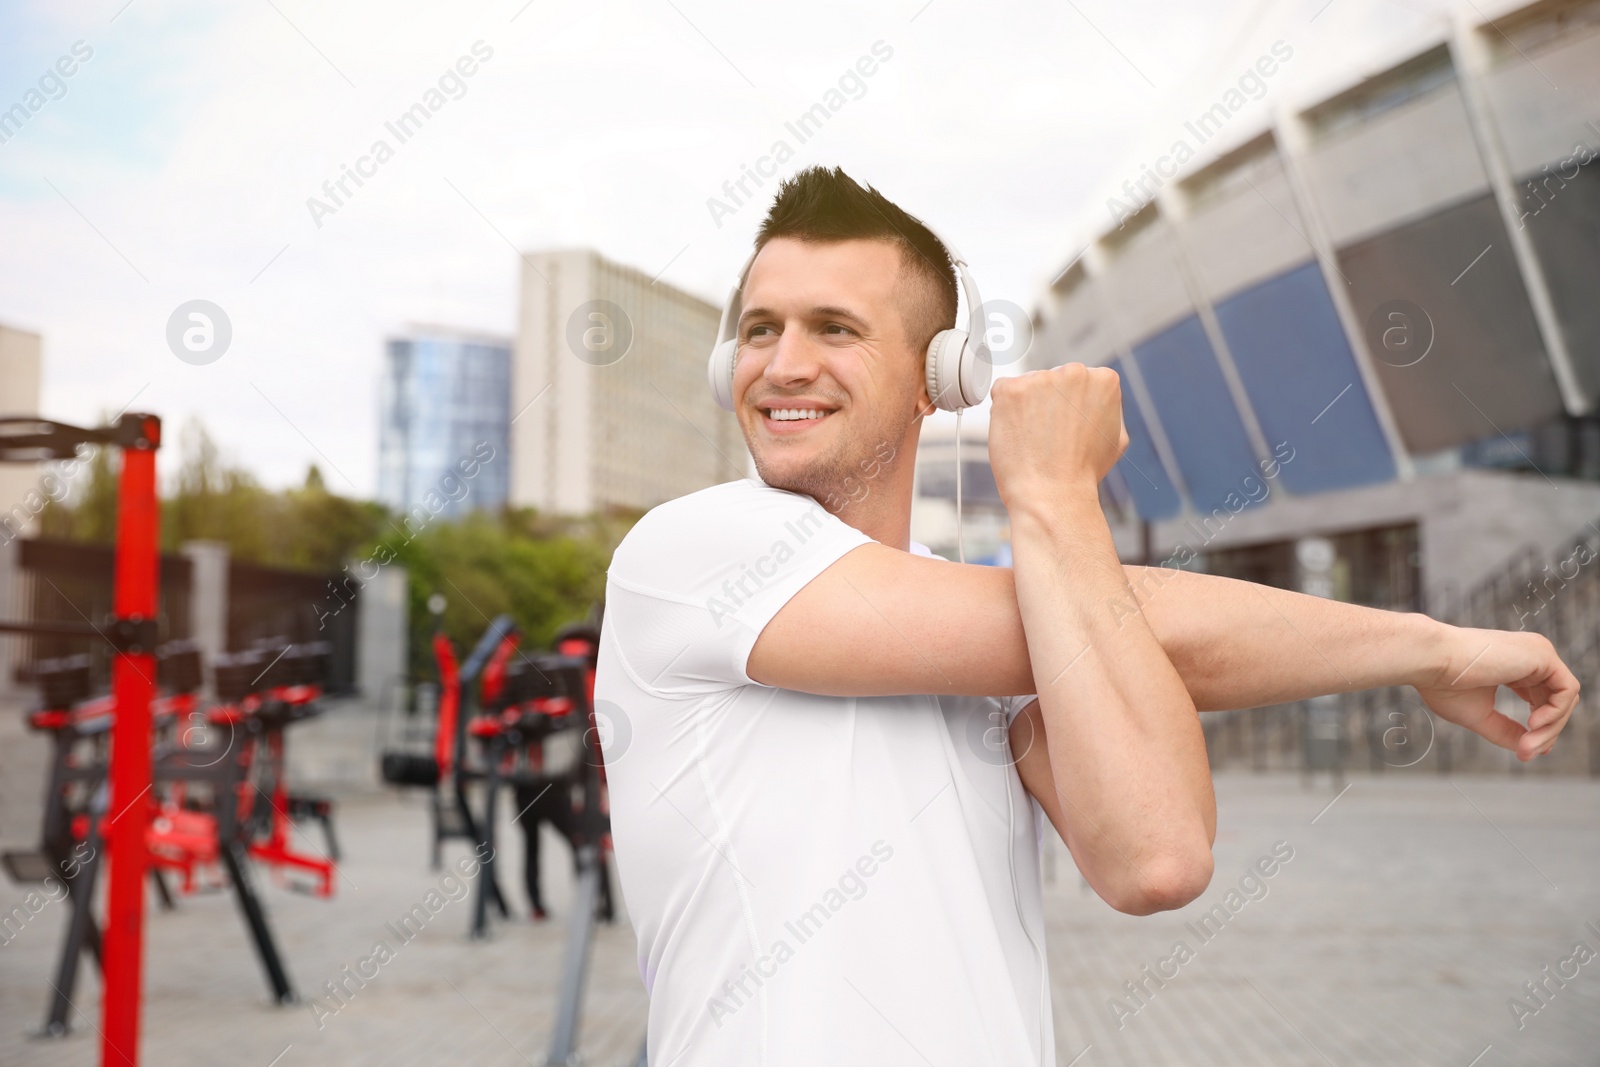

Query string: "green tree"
[[38, 443, 119, 543], [163, 419, 273, 560], [158, 422, 388, 570], [270, 463, 390, 573], [376, 510, 620, 681]]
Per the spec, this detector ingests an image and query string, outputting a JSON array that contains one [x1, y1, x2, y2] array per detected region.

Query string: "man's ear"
[[913, 347, 936, 417]]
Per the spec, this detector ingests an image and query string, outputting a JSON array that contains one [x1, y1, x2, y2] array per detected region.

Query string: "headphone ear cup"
[[707, 338, 739, 412], [925, 329, 969, 412], [964, 333, 993, 407]]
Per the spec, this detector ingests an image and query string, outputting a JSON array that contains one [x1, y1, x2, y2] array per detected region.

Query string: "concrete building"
[[0, 323, 42, 703], [0, 323, 43, 540], [377, 327, 511, 521], [1028, 0, 1600, 613], [510, 249, 747, 515]]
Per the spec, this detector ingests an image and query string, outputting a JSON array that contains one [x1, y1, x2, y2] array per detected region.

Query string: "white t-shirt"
[[596, 479, 1052, 1066]]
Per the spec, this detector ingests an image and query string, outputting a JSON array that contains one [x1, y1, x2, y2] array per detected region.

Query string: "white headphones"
[[706, 228, 992, 413]]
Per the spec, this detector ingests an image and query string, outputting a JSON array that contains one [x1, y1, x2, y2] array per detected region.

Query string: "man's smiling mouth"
[[757, 401, 838, 428]]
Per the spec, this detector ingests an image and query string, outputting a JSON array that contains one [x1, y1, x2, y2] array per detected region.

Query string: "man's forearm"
[[1013, 499, 1215, 914], [1121, 565, 1451, 712]]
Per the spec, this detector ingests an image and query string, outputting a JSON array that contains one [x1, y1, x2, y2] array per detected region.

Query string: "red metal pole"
[[433, 633, 460, 777], [102, 415, 160, 1067]]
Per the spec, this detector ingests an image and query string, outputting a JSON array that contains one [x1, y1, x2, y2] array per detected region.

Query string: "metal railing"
[[1204, 519, 1600, 777]]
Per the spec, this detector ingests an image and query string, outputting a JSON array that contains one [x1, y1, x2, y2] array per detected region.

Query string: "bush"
[[374, 508, 629, 681]]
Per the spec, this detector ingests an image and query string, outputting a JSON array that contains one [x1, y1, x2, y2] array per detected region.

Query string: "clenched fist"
[[988, 363, 1129, 511]]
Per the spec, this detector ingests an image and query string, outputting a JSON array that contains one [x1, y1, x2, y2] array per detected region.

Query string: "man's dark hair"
[[755, 166, 958, 353]]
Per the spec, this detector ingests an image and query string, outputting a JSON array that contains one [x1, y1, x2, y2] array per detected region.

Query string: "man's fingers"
[[1432, 633, 1581, 761], [1472, 709, 1530, 753], [1501, 673, 1574, 759], [1528, 695, 1572, 731], [1510, 685, 1559, 728], [1526, 696, 1558, 728], [1534, 653, 1581, 715], [1519, 711, 1568, 756], [1517, 734, 1552, 762]]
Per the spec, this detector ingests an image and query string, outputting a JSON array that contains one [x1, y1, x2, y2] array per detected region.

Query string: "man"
[[594, 166, 1579, 1064]]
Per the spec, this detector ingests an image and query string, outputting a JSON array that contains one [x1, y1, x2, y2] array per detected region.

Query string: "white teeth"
[[768, 408, 827, 421]]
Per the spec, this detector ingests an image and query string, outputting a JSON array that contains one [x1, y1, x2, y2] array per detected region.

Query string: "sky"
[[0, 0, 1479, 496]]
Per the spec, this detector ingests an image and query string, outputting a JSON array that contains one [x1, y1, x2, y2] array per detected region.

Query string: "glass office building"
[[378, 330, 511, 522]]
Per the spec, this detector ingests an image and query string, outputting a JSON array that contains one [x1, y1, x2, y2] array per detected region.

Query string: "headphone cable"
[[955, 410, 965, 564]]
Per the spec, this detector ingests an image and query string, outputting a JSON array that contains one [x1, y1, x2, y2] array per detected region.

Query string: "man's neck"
[[758, 420, 924, 550], [827, 486, 914, 551], [817, 440, 919, 550]]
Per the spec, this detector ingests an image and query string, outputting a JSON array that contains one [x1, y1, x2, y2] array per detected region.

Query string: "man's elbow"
[[1106, 847, 1214, 916]]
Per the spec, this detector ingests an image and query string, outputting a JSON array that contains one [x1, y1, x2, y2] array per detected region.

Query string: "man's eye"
[[823, 323, 854, 336], [746, 324, 777, 340]]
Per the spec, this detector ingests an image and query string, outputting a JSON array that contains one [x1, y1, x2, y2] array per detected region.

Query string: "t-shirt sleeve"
[[604, 481, 874, 694], [999, 693, 1038, 725]]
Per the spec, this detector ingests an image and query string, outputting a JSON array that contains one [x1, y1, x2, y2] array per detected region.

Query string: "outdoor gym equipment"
[[9, 637, 342, 1038], [381, 614, 517, 917], [468, 624, 617, 1066], [0, 415, 342, 1063], [379, 612, 621, 1067], [0, 414, 162, 1065]]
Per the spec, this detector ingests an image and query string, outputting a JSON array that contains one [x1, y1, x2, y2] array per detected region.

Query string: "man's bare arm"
[[988, 365, 1214, 914], [753, 555, 1578, 760], [755, 365, 1217, 914], [1125, 566, 1578, 757], [752, 536, 1577, 917]]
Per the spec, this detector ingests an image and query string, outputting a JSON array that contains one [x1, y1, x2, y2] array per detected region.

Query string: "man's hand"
[[1415, 627, 1581, 762], [988, 362, 1129, 513]]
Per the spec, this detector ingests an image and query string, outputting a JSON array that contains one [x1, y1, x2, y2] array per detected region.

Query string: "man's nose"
[[764, 327, 822, 388]]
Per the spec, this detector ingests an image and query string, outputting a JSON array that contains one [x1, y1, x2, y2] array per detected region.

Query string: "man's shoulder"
[[610, 480, 828, 579], [627, 478, 815, 537], [642, 478, 784, 519]]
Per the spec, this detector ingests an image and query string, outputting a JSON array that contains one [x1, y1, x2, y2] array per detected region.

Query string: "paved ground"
[[2, 702, 1598, 1065], [1043, 773, 1600, 1067]]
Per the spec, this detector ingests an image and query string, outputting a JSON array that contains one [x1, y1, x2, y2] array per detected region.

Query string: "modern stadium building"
[[1026, 0, 1600, 773]]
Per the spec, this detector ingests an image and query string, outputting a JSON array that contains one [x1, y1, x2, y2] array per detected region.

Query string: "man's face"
[[732, 237, 926, 502]]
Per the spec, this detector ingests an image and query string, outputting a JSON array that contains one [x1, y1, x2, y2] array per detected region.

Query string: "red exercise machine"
[[1, 416, 342, 1064], [0, 414, 161, 1067]]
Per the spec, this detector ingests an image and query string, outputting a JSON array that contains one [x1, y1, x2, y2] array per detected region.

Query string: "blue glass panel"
[[1106, 359, 1182, 520], [1213, 260, 1397, 493], [377, 336, 512, 519], [1131, 317, 1262, 515]]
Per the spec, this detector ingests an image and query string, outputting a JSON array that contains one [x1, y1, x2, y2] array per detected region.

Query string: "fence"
[[12, 538, 192, 688], [1202, 516, 1600, 776], [227, 560, 357, 694], [2, 538, 358, 696]]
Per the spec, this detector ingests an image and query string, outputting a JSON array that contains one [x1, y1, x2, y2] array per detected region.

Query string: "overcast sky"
[[0, 0, 1474, 495]]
